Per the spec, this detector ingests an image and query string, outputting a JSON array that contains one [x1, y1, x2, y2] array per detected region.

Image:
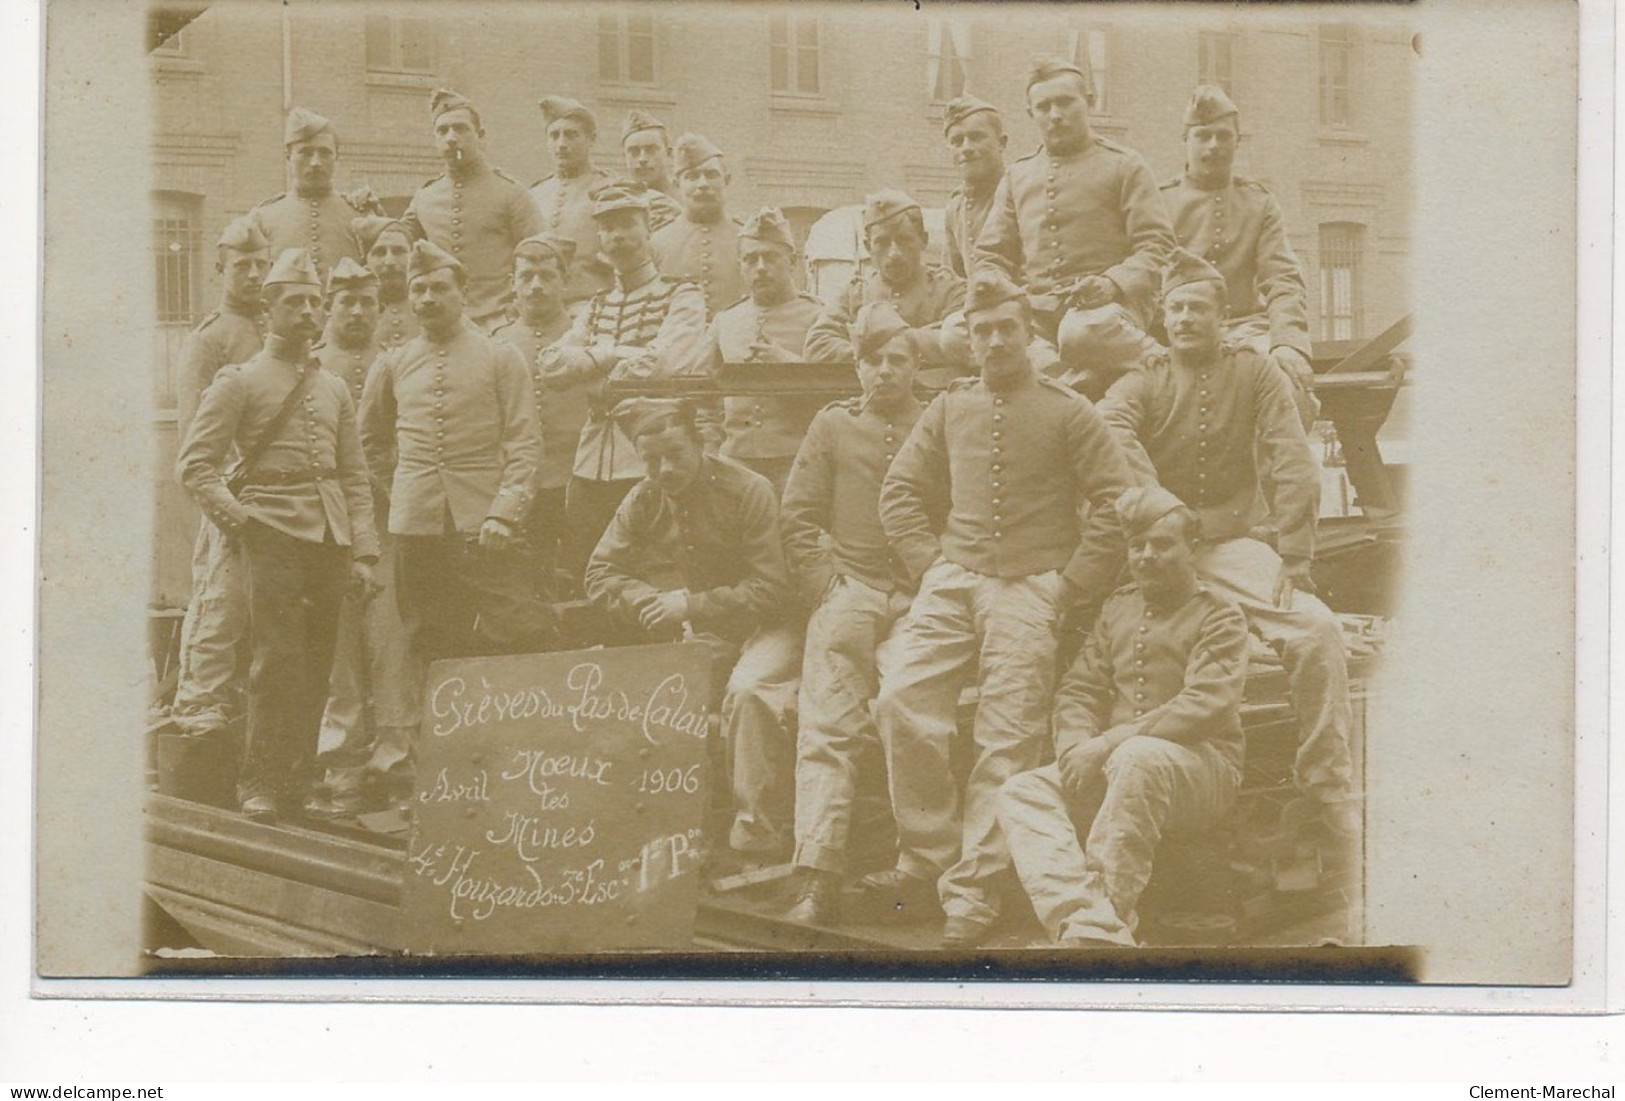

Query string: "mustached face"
[[967, 299, 1032, 386], [434, 108, 483, 168], [677, 160, 727, 220], [1027, 73, 1092, 152], [409, 267, 466, 333], [288, 133, 337, 193], [866, 219, 925, 287], [635, 425, 703, 497], [547, 119, 591, 175], [1186, 119, 1238, 180], [1127, 511, 1198, 598], [512, 254, 565, 315], [329, 287, 379, 345], [739, 240, 793, 304], [366, 231, 412, 297], [1162, 281, 1225, 357], [264, 284, 326, 343]]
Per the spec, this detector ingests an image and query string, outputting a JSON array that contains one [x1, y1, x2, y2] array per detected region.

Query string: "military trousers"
[[997, 738, 1239, 946], [396, 526, 556, 665], [722, 625, 804, 854], [875, 558, 1064, 924], [170, 517, 248, 735], [522, 485, 570, 601], [794, 575, 911, 875], [320, 531, 421, 761], [1196, 537, 1355, 800], [239, 521, 348, 805], [562, 475, 639, 598]]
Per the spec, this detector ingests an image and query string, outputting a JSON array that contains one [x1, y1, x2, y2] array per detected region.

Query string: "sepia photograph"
[[31, 0, 1589, 1001]]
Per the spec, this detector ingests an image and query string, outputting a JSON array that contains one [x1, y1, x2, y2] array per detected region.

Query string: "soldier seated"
[[779, 303, 926, 924], [996, 487, 1248, 947], [583, 399, 795, 858]]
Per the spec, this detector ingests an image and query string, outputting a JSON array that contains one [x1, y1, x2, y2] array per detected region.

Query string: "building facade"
[[148, 0, 1412, 604]]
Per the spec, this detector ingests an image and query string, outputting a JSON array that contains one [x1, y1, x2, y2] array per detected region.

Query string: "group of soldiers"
[[168, 57, 1357, 950]]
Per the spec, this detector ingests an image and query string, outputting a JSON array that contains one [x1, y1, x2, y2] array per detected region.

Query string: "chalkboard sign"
[[400, 643, 714, 955]]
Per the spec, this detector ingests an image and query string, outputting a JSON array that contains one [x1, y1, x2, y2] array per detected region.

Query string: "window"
[[1065, 28, 1110, 111], [1319, 24, 1356, 127], [598, 10, 658, 86], [770, 14, 821, 96], [365, 15, 435, 74], [153, 196, 202, 328], [1198, 30, 1234, 93], [927, 19, 971, 102], [1319, 223, 1365, 341]]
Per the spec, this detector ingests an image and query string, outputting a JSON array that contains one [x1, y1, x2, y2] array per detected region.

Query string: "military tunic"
[[999, 582, 1248, 946], [529, 166, 613, 302], [781, 395, 922, 601], [358, 317, 539, 536], [974, 138, 1176, 327], [374, 299, 420, 352], [403, 163, 546, 330], [584, 455, 790, 645], [175, 300, 265, 436], [249, 190, 363, 278], [651, 213, 746, 320], [706, 291, 825, 468], [539, 261, 709, 483], [490, 311, 581, 493], [943, 176, 1002, 281], [881, 371, 1131, 607], [1160, 174, 1312, 357], [802, 266, 966, 364], [1098, 347, 1317, 559], [311, 336, 381, 408]]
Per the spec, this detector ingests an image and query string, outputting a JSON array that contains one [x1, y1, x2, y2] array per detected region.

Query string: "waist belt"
[[243, 466, 338, 487]]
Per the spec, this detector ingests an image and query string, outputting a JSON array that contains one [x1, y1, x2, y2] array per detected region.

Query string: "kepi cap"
[[513, 232, 576, 270], [325, 256, 379, 294], [1115, 485, 1194, 540], [620, 108, 668, 145], [351, 215, 413, 255], [263, 248, 323, 288], [672, 133, 724, 176], [1161, 247, 1227, 298], [1183, 84, 1240, 128], [538, 95, 597, 137], [941, 95, 1001, 136], [964, 266, 1026, 316], [591, 183, 650, 219], [429, 87, 478, 122], [851, 302, 914, 361], [408, 238, 464, 283], [862, 188, 922, 232], [284, 106, 336, 147], [613, 397, 693, 441], [217, 216, 270, 253], [739, 206, 795, 252]]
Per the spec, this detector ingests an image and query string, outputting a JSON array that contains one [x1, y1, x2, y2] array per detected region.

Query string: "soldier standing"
[[941, 95, 1008, 281], [651, 133, 745, 320], [803, 190, 965, 377], [359, 240, 549, 663], [780, 302, 925, 924], [865, 267, 1132, 949], [403, 88, 546, 331], [490, 233, 587, 599], [1160, 85, 1319, 427], [307, 259, 418, 815], [1097, 249, 1357, 846], [249, 108, 364, 278], [619, 109, 684, 231], [177, 248, 380, 821], [997, 486, 1250, 947], [703, 207, 825, 495], [529, 96, 613, 306], [538, 185, 708, 590], [974, 59, 1177, 398], [167, 216, 269, 739], [352, 215, 419, 351]]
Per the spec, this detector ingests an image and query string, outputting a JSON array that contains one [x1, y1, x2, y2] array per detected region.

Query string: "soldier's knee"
[[1103, 736, 1176, 785]]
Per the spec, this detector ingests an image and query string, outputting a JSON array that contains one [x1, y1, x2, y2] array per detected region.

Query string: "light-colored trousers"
[[793, 575, 912, 875], [998, 738, 1239, 945], [875, 559, 1064, 923], [170, 517, 248, 734], [721, 625, 804, 853], [320, 533, 422, 768], [1197, 537, 1354, 799]]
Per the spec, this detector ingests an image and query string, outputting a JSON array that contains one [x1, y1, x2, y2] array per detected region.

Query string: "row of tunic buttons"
[[1208, 192, 1226, 256], [1045, 164, 1063, 275], [450, 179, 465, 255], [307, 198, 325, 265], [1131, 608, 1153, 716], [1193, 372, 1212, 499], [433, 348, 448, 466], [990, 394, 1004, 539]]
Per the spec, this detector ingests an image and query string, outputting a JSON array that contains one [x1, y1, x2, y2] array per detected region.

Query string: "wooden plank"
[[145, 884, 389, 959], [146, 844, 402, 954]]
